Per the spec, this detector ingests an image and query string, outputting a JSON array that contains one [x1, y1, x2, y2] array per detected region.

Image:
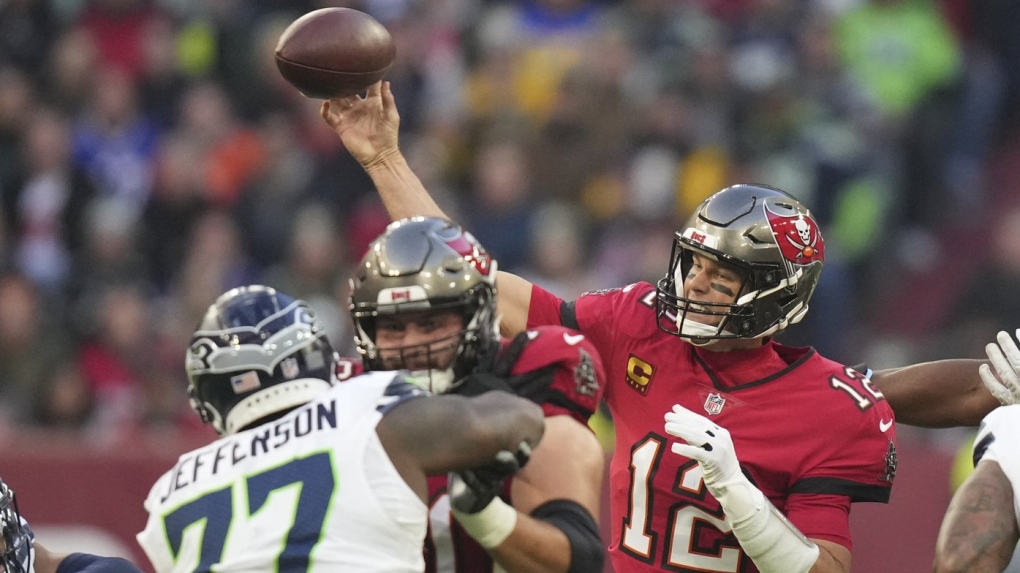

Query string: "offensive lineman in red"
[[322, 81, 1012, 573], [338, 217, 608, 573]]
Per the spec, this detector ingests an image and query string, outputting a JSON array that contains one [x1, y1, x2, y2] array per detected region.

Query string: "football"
[[275, 8, 396, 100]]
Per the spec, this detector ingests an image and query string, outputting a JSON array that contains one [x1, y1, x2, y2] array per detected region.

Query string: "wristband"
[[451, 496, 518, 549], [711, 477, 819, 573]]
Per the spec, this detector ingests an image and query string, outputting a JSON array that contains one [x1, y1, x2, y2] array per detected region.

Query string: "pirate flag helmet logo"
[[766, 207, 825, 265]]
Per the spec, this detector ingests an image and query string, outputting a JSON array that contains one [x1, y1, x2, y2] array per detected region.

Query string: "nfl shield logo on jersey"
[[704, 393, 726, 416]]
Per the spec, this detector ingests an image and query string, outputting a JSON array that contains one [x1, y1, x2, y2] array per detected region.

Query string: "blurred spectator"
[[173, 209, 259, 328], [343, 195, 394, 261], [463, 131, 536, 270], [221, 11, 303, 122], [137, 16, 190, 129], [471, 0, 606, 122], [945, 206, 1020, 358], [140, 135, 209, 292], [530, 55, 631, 206], [74, 281, 153, 440], [835, 0, 961, 122], [0, 0, 60, 84], [29, 359, 95, 432], [264, 202, 356, 358], [0, 67, 35, 230], [12, 108, 97, 291], [47, 27, 100, 114], [587, 216, 676, 289], [940, 35, 1008, 218], [519, 201, 591, 299], [0, 273, 71, 420], [173, 80, 266, 207], [970, 0, 1020, 129], [72, 66, 160, 220], [75, 0, 169, 81], [234, 111, 316, 267], [835, 0, 963, 232], [67, 196, 148, 306]]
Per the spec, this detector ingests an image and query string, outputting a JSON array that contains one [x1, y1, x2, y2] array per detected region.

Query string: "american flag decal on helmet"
[[231, 371, 261, 394]]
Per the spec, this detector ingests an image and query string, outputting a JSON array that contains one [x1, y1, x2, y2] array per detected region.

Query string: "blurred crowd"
[[1, 0, 1020, 446]]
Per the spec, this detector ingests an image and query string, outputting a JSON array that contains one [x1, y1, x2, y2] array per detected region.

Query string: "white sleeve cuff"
[[451, 496, 518, 549]]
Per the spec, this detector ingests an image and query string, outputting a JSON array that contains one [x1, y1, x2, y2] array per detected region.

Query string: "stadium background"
[[1, 0, 1019, 571]]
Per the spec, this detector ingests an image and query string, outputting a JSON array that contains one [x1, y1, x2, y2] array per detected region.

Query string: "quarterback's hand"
[[448, 443, 532, 514], [320, 80, 400, 169], [980, 330, 1020, 406], [664, 404, 742, 491]]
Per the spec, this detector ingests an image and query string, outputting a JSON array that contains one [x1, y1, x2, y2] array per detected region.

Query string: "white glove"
[[664, 404, 741, 492], [981, 330, 1020, 406], [664, 404, 821, 573]]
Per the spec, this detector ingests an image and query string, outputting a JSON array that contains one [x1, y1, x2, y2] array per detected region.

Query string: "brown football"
[[275, 8, 396, 100]]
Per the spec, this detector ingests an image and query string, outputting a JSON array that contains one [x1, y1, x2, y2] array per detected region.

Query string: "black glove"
[[456, 367, 555, 403], [456, 331, 555, 404], [448, 441, 533, 514]]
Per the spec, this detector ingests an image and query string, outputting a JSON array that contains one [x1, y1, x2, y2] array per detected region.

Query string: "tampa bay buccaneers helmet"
[[350, 217, 500, 393], [0, 478, 32, 573], [656, 184, 825, 342], [186, 285, 336, 435]]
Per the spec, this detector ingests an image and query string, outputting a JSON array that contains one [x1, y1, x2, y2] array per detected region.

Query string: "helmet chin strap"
[[223, 378, 332, 435], [678, 315, 724, 346], [411, 368, 458, 394]]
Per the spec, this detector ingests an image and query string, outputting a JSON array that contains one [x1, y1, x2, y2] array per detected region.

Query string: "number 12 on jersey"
[[162, 452, 336, 573], [622, 436, 743, 572]]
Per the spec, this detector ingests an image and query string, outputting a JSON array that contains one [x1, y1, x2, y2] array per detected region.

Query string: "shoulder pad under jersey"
[[504, 326, 605, 421]]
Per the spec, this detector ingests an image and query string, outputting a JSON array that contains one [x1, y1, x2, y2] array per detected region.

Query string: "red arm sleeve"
[[784, 493, 853, 550], [527, 283, 567, 329]]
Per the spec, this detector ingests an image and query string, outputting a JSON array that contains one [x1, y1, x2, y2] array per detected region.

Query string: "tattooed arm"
[[934, 460, 1019, 573]]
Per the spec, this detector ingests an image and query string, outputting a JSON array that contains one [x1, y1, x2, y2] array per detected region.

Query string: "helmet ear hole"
[[187, 384, 212, 425]]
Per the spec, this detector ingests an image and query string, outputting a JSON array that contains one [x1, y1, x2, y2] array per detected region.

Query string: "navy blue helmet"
[[186, 286, 337, 435]]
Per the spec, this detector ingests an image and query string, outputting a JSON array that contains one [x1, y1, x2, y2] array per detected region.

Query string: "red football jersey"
[[336, 325, 605, 572], [528, 282, 897, 573]]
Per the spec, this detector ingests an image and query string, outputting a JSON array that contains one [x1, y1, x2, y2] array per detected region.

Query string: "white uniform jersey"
[[974, 404, 1020, 527], [138, 371, 429, 573]]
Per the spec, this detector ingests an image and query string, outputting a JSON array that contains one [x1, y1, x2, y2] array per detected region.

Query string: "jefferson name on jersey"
[[157, 398, 341, 503]]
